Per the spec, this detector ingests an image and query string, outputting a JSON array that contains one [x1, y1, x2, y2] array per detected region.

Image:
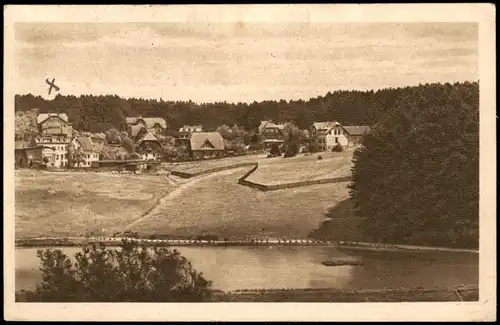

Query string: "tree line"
[[349, 81, 479, 248], [15, 86, 410, 133]]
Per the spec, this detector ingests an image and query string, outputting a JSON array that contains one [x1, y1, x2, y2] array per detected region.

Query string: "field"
[[246, 150, 354, 185], [168, 149, 355, 185], [15, 170, 176, 238], [15, 149, 355, 239], [131, 167, 350, 239]]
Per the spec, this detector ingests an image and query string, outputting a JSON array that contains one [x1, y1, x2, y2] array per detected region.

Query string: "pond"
[[16, 246, 478, 292]]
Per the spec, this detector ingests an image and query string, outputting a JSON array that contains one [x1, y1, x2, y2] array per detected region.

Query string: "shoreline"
[[16, 285, 479, 302], [14, 237, 479, 254]]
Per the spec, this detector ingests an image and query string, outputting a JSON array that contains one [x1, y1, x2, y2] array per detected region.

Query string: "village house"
[[125, 117, 167, 137], [342, 125, 371, 145], [176, 125, 203, 147], [135, 130, 163, 161], [311, 121, 371, 151], [189, 132, 225, 159], [37, 113, 73, 137], [71, 136, 102, 167], [257, 120, 286, 149], [15, 140, 48, 168], [34, 113, 73, 168]]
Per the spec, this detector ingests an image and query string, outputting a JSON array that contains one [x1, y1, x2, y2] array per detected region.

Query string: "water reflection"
[[15, 246, 478, 292]]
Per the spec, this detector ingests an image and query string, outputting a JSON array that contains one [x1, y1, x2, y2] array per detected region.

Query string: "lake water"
[[16, 246, 478, 292]]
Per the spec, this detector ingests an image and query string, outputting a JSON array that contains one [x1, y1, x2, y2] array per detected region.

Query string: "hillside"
[[349, 81, 479, 249], [15, 170, 176, 238]]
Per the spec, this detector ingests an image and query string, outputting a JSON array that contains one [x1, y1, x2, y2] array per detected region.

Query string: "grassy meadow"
[[131, 167, 351, 239], [246, 150, 354, 185], [15, 170, 176, 238], [15, 149, 356, 239], [167, 148, 355, 185]]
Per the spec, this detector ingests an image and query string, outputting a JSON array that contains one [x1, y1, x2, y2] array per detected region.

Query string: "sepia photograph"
[[4, 4, 496, 322]]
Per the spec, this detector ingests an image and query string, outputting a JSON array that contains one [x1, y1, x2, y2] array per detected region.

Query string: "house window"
[[335, 138, 338, 144]]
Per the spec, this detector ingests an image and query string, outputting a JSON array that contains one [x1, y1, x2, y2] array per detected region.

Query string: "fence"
[[237, 163, 352, 191], [170, 162, 257, 178]]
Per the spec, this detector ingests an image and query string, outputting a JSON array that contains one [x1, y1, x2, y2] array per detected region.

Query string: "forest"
[[349, 81, 479, 248], [14, 86, 408, 133]]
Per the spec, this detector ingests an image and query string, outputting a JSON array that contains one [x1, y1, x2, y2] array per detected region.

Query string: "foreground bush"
[[22, 240, 212, 302]]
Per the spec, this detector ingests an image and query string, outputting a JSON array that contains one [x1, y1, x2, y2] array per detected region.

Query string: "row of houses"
[[256, 120, 370, 151], [15, 112, 371, 168], [15, 113, 106, 168], [124, 117, 224, 160], [14, 113, 225, 168], [172, 120, 370, 155]]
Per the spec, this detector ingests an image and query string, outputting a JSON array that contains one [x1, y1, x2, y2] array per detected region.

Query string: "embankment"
[[170, 162, 257, 178], [211, 285, 479, 302], [237, 163, 351, 191], [16, 285, 479, 302]]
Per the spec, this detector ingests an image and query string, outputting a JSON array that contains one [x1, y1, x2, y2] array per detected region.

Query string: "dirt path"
[[124, 167, 248, 230]]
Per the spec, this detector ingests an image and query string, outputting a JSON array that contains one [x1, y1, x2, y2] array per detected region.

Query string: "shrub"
[[308, 141, 321, 153], [269, 143, 282, 157], [317, 155, 323, 160], [284, 142, 299, 158], [22, 240, 212, 302], [332, 143, 344, 152]]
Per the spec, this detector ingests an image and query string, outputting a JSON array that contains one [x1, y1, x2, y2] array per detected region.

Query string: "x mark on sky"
[[46, 78, 60, 95]]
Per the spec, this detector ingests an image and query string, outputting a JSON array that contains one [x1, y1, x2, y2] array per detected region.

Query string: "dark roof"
[[312, 121, 339, 131], [258, 121, 286, 134], [130, 124, 144, 138], [76, 136, 94, 152], [126, 117, 167, 129], [190, 132, 225, 151], [343, 126, 371, 136], [37, 113, 69, 124], [136, 130, 160, 146]]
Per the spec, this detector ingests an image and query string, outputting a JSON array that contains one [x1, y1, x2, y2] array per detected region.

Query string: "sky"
[[15, 22, 478, 103]]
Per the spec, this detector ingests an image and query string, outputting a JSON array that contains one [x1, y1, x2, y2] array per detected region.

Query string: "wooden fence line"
[[170, 162, 257, 179], [237, 162, 352, 191]]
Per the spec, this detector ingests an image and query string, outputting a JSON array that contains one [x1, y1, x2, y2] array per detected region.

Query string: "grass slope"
[[16, 150, 356, 239], [246, 150, 354, 185], [131, 167, 350, 239], [15, 170, 176, 238]]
